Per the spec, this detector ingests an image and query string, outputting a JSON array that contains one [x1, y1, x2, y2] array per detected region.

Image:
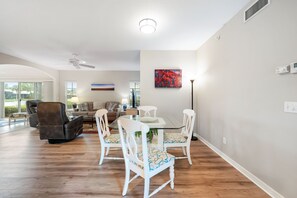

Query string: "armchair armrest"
[[65, 115, 83, 131], [64, 115, 83, 140]]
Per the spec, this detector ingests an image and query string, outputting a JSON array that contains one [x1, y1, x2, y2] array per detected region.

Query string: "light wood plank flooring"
[[0, 127, 269, 198]]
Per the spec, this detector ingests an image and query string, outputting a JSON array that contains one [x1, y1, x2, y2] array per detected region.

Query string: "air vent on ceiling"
[[244, 0, 270, 22]]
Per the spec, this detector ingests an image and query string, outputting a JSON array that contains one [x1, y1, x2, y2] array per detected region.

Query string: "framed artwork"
[[155, 69, 182, 88], [91, 83, 115, 91]]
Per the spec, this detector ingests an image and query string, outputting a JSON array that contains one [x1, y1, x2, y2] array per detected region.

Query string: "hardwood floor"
[[0, 118, 28, 135], [0, 128, 269, 198]]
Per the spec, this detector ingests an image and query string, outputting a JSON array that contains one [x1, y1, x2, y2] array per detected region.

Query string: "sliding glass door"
[[4, 82, 42, 117], [4, 82, 19, 116]]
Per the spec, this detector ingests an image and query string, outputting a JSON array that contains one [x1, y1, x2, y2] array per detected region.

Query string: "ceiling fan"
[[69, 53, 96, 69]]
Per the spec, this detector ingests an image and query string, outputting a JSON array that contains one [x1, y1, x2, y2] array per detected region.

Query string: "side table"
[[119, 108, 138, 116]]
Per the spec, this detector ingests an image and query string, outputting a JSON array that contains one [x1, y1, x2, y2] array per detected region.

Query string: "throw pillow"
[[110, 103, 117, 111], [81, 103, 88, 111]]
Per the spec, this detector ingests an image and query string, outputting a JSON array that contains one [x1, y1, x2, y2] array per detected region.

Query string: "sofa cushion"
[[106, 102, 119, 112], [80, 102, 89, 111], [87, 102, 93, 111], [87, 111, 96, 116], [93, 101, 103, 110], [72, 111, 88, 116]]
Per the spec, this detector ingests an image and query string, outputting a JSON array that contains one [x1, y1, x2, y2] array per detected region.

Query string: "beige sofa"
[[72, 101, 120, 122]]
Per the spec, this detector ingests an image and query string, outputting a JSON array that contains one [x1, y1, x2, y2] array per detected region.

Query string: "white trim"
[[197, 135, 284, 198]]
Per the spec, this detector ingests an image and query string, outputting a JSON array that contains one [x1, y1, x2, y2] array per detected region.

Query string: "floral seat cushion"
[[135, 148, 175, 171], [104, 134, 121, 143], [164, 133, 187, 143]]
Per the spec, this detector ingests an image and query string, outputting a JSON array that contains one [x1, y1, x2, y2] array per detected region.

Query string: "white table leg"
[[157, 129, 164, 151]]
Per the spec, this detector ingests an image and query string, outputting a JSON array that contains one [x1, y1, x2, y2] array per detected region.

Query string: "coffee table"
[[9, 112, 29, 126], [82, 115, 95, 128]]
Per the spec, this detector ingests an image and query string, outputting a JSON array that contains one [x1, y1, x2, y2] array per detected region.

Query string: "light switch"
[[284, 101, 297, 113]]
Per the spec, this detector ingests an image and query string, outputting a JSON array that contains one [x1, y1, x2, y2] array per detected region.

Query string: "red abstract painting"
[[155, 69, 182, 88]]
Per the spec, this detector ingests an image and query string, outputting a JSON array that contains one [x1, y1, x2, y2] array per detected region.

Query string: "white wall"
[[196, 1, 297, 197], [0, 53, 59, 101], [140, 51, 197, 118], [59, 70, 140, 106], [42, 81, 54, 102]]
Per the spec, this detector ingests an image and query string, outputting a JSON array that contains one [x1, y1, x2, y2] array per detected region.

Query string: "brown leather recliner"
[[37, 102, 83, 144], [26, 100, 42, 127]]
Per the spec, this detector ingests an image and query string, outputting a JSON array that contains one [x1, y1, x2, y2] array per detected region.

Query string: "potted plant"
[[135, 128, 158, 143]]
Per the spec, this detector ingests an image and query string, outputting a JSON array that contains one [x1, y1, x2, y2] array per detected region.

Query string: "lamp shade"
[[139, 18, 157, 34], [70, 97, 79, 104], [121, 98, 128, 105]]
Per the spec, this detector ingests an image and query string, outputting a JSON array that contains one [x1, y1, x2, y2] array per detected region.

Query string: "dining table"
[[109, 115, 184, 151]]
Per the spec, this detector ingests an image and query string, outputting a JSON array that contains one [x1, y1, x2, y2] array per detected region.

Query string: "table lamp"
[[70, 97, 79, 110], [122, 98, 128, 111]]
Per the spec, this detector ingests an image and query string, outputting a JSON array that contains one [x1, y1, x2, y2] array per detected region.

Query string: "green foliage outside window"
[[5, 105, 26, 117]]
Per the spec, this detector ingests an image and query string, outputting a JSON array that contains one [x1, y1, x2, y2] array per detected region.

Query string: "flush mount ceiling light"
[[139, 18, 157, 34]]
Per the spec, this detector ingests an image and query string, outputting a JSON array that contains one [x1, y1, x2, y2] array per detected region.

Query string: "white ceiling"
[[0, 0, 249, 71]]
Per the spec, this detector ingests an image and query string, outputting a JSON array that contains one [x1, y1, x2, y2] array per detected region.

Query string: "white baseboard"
[[197, 135, 284, 198]]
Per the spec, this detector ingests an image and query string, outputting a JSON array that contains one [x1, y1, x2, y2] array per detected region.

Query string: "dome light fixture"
[[139, 18, 157, 34]]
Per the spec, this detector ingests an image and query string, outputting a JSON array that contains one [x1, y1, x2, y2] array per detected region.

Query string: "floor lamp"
[[190, 79, 198, 141]]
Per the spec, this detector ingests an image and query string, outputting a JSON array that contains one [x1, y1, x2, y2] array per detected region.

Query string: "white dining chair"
[[118, 118, 175, 198], [163, 109, 196, 165], [137, 106, 157, 117], [95, 109, 123, 165]]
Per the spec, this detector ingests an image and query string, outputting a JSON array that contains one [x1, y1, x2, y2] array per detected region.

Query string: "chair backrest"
[[118, 118, 150, 173], [181, 109, 196, 141], [26, 100, 42, 114], [37, 102, 69, 126], [137, 106, 157, 117], [95, 109, 111, 143]]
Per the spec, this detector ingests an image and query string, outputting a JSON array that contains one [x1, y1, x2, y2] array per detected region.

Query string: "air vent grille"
[[245, 0, 269, 22]]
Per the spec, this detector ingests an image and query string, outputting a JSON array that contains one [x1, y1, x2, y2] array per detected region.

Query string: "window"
[[3, 82, 42, 117], [65, 81, 77, 109], [129, 82, 140, 107]]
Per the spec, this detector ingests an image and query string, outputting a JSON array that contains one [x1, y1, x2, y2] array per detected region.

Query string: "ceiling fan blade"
[[79, 63, 95, 69]]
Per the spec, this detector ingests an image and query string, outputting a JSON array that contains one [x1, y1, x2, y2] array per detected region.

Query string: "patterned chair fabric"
[[104, 133, 121, 144], [164, 133, 187, 143], [135, 148, 175, 171]]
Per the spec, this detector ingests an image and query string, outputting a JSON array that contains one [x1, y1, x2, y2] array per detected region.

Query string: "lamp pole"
[[190, 79, 198, 141]]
